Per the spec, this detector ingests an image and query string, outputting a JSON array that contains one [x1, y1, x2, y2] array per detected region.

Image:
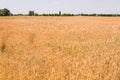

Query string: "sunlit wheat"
[[0, 16, 120, 80]]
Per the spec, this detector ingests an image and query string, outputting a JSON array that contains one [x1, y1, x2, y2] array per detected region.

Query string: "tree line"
[[0, 8, 120, 16]]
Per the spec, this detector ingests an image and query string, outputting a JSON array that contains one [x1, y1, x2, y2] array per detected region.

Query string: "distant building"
[[59, 11, 61, 16], [29, 11, 34, 16]]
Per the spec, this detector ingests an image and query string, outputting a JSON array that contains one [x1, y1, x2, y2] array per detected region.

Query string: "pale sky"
[[0, 0, 120, 14]]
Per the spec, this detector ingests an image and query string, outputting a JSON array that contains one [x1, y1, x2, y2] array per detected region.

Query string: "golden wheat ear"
[[0, 41, 6, 53]]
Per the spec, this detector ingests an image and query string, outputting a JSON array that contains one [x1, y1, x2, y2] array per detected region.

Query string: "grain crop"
[[0, 16, 120, 80]]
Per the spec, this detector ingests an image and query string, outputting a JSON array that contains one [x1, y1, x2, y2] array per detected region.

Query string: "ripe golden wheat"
[[0, 16, 120, 80]]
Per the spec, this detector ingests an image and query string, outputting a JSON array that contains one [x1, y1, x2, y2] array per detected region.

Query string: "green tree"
[[34, 13, 39, 16], [0, 8, 11, 16]]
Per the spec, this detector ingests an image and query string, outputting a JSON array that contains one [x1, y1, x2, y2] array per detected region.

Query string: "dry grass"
[[0, 16, 120, 80]]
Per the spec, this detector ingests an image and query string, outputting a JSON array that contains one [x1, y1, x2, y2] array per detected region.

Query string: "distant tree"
[[34, 13, 39, 16], [0, 8, 11, 16], [62, 13, 74, 16], [42, 14, 48, 16], [88, 14, 97, 16]]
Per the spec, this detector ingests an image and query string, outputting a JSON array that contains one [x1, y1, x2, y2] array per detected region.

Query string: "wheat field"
[[0, 16, 120, 80]]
